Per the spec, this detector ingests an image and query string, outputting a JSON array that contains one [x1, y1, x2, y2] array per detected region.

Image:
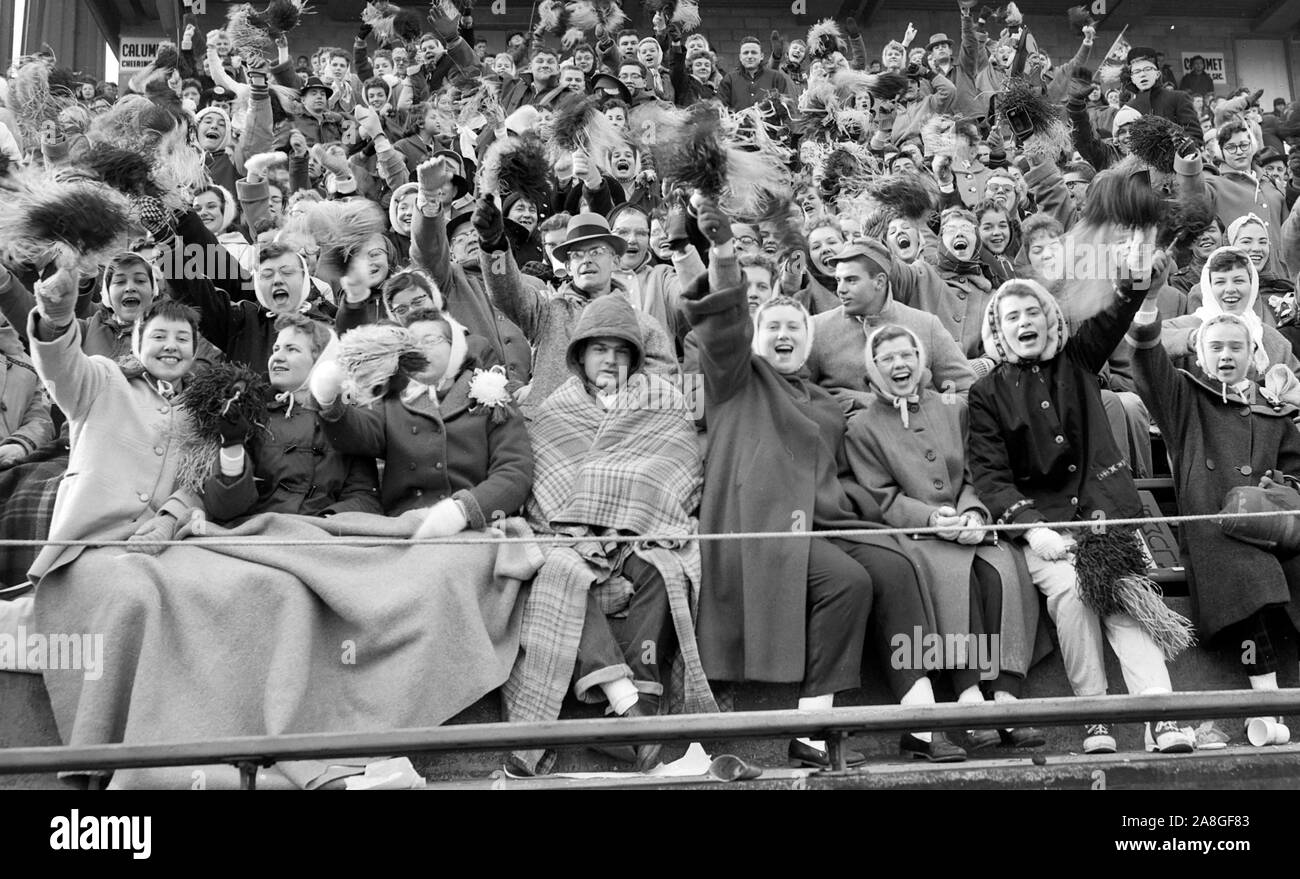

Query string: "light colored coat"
[[27, 318, 200, 585]]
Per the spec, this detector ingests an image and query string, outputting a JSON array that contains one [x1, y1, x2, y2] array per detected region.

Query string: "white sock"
[[797, 695, 834, 750], [900, 678, 934, 742], [1249, 672, 1279, 691], [993, 691, 1018, 703], [600, 677, 639, 715], [957, 685, 985, 705]]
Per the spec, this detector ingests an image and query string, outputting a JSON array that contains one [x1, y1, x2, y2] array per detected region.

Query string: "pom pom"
[[672, 0, 701, 32], [832, 69, 908, 102], [1078, 156, 1164, 230], [1000, 77, 1066, 147], [1157, 192, 1215, 250], [0, 168, 135, 269], [281, 199, 387, 261], [257, 0, 312, 36], [1074, 527, 1196, 659], [226, 3, 274, 61], [541, 92, 627, 158], [76, 143, 164, 199], [335, 324, 430, 406], [177, 362, 274, 446], [536, 0, 563, 33], [430, 0, 461, 22], [154, 42, 181, 70], [479, 133, 555, 215], [10, 58, 75, 153], [566, 1, 599, 34], [1127, 114, 1184, 174], [1067, 4, 1095, 32], [807, 19, 843, 60], [866, 173, 938, 223], [592, 0, 627, 37]]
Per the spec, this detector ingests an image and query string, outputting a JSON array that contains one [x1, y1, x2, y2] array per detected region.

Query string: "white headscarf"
[[1192, 245, 1269, 375]]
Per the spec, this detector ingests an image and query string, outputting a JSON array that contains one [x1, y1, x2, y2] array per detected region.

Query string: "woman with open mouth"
[[1163, 246, 1300, 380], [847, 324, 1044, 754], [682, 198, 967, 767], [502, 193, 545, 267]]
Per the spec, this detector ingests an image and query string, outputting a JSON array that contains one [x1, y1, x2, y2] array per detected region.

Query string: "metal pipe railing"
[[2, 690, 1298, 779]]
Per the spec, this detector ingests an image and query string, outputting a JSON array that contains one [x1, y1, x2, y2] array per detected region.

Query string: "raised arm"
[[679, 202, 753, 407]]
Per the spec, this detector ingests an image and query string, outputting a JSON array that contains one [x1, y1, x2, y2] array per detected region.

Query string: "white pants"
[[1024, 543, 1172, 697]]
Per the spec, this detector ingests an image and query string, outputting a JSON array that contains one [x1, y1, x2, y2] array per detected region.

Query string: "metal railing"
[[4, 690, 1299, 787]]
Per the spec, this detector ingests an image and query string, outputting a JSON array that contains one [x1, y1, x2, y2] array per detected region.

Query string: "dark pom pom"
[[1157, 192, 1215, 249], [486, 133, 555, 216], [177, 362, 274, 446], [1074, 526, 1195, 659], [656, 105, 727, 199], [869, 72, 909, 100], [261, 0, 308, 36], [867, 173, 938, 222], [78, 143, 163, 198], [547, 92, 600, 152], [1079, 160, 1164, 229], [1128, 114, 1183, 174], [154, 42, 181, 70], [1067, 5, 1094, 32], [1000, 76, 1063, 140], [21, 184, 134, 256]]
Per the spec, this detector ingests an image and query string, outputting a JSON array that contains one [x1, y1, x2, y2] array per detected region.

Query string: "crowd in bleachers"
[[1, 0, 1299, 781]]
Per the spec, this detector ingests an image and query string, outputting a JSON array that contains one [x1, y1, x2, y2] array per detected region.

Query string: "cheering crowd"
[[1, 0, 1299, 782]]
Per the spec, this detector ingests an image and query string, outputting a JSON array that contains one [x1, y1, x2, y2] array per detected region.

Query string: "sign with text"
[[118, 36, 167, 71], [1181, 52, 1227, 85]]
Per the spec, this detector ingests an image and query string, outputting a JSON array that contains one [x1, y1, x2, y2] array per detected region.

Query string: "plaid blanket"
[[0, 449, 68, 590], [504, 373, 717, 773]]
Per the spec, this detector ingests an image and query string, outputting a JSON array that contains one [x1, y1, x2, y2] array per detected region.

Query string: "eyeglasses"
[[1130, 64, 1158, 76], [874, 349, 920, 367], [734, 235, 760, 247], [569, 245, 613, 261], [986, 182, 1016, 194], [390, 296, 432, 318], [1223, 141, 1253, 154]]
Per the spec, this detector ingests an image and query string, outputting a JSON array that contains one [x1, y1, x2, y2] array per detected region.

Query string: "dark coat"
[[968, 285, 1148, 527], [682, 257, 910, 684], [1130, 319, 1300, 639], [202, 394, 382, 522], [717, 62, 793, 112], [319, 343, 534, 520], [1128, 87, 1201, 142]]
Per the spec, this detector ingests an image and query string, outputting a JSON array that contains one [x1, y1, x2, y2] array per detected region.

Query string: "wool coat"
[[682, 256, 932, 683], [202, 394, 382, 522], [1130, 319, 1300, 639], [319, 343, 533, 521]]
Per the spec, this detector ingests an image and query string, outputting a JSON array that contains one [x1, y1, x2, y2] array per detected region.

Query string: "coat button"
[[435, 462, 443, 470], [138, 492, 149, 502], [1239, 465, 1253, 476], [1068, 464, 1077, 473], [414, 489, 423, 497], [909, 403, 919, 413], [154, 447, 164, 455], [933, 479, 944, 489], [1070, 496, 1078, 505], [1031, 366, 1040, 373], [1040, 401, 1050, 409], [159, 405, 170, 414], [1206, 459, 1216, 470], [1054, 435, 1064, 444], [408, 462, 417, 470], [925, 450, 937, 462], [411, 426, 418, 434]]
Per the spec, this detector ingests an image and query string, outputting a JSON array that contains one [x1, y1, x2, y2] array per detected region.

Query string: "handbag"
[[1218, 482, 1300, 553]]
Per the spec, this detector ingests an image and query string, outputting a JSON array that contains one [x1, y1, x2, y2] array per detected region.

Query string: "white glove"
[[1026, 527, 1070, 561], [414, 498, 469, 539], [244, 150, 288, 180], [309, 359, 347, 406]]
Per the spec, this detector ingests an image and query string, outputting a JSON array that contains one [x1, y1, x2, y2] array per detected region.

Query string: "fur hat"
[[981, 278, 1069, 365]]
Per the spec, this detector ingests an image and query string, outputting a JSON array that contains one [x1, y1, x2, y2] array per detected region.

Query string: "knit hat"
[[752, 295, 815, 374], [195, 105, 233, 150], [388, 182, 420, 236], [565, 292, 646, 382], [981, 278, 1069, 364], [1112, 105, 1142, 132], [862, 324, 931, 428]]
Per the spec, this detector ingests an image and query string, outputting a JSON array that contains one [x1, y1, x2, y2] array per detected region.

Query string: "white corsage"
[[468, 365, 514, 423]]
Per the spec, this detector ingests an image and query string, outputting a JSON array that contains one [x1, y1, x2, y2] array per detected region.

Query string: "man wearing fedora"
[[478, 203, 677, 416], [284, 75, 343, 148]]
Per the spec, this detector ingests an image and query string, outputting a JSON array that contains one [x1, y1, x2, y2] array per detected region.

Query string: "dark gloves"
[[357, 22, 373, 41], [695, 198, 732, 246], [473, 194, 504, 248], [217, 386, 255, 448], [665, 199, 691, 250]]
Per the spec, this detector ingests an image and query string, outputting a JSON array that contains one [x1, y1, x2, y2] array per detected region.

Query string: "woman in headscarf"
[[193, 184, 255, 273], [682, 197, 966, 768], [1164, 246, 1300, 380], [1131, 297, 1300, 746], [309, 306, 533, 529], [846, 324, 1043, 751], [387, 182, 418, 267]]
